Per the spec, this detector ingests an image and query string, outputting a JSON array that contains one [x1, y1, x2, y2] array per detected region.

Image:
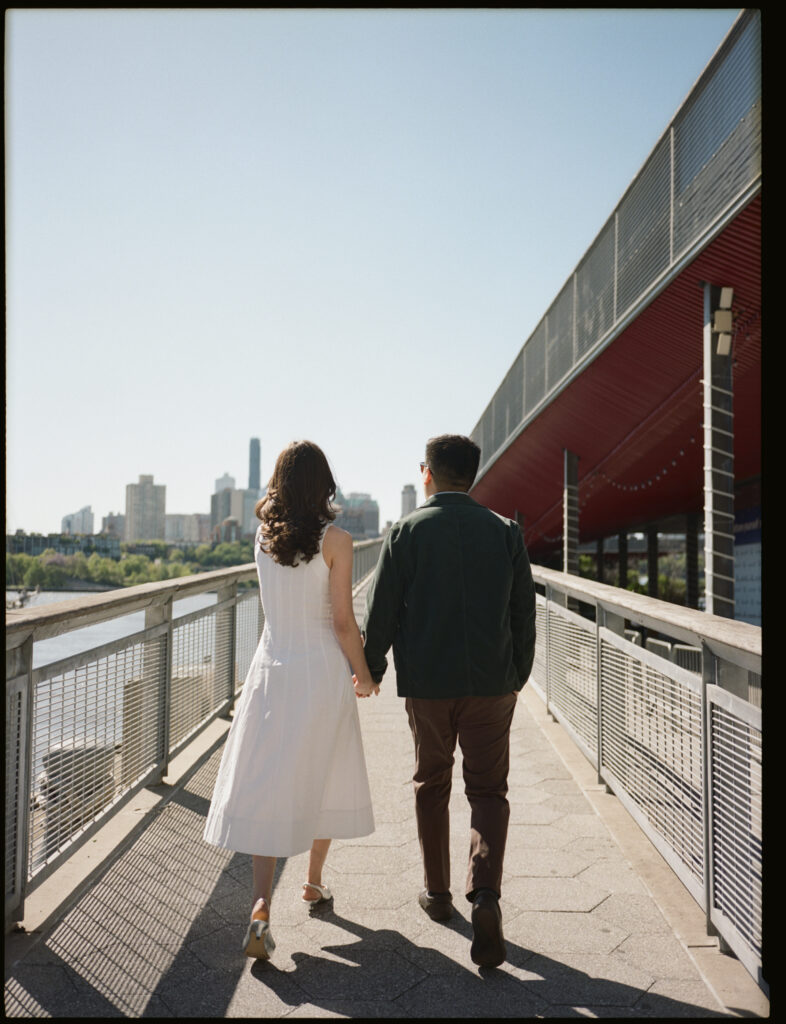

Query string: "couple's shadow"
[[250, 905, 733, 1017]]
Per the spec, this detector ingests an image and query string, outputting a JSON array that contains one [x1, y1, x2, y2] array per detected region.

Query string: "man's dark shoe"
[[470, 889, 505, 967], [418, 890, 453, 921]]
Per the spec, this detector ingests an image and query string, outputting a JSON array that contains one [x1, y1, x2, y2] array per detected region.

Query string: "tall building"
[[211, 485, 258, 537], [101, 512, 125, 538], [165, 513, 211, 544], [249, 438, 261, 491], [401, 484, 417, 518], [61, 506, 94, 535], [346, 493, 379, 537], [125, 475, 166, 542], [215, 472, 235, 494]]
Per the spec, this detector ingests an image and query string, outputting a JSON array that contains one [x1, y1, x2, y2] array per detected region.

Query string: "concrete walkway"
[[4, 583, 768, 1018]]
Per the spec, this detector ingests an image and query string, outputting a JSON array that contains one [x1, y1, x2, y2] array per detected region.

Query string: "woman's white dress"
[[203, 524, 374, 856]]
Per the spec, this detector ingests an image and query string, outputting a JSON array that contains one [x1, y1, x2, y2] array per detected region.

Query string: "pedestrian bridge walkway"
[[4, 575, 767, 1018]]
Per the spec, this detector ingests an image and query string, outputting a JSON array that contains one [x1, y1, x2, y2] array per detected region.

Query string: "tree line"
[[6, 540, 256, 590]]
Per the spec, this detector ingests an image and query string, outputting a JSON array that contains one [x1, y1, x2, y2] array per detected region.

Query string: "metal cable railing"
[[471, 10, 761, 481], [530, 564, 763, 993], [5, 538, 383, 930]]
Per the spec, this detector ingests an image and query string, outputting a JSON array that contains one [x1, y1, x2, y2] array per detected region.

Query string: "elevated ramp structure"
[[470, 10, 760, 623]]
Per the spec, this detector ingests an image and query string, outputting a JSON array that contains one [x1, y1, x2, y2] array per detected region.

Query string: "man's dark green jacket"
[[361, 491, 536, 698]]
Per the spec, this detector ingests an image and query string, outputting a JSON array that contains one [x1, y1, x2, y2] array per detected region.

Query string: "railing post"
[[701, 640, 717, 940], [145, 594, 173, 783], [544, 584, 554, 719], [216, 581, 238, 705], [5, 636, 34, 929], [597, 604, 625, 789]]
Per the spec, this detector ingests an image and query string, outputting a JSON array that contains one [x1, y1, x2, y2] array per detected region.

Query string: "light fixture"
[[719, 287, 734, 308], [713, 309, 733, 333], [716, 332, 732, 356]]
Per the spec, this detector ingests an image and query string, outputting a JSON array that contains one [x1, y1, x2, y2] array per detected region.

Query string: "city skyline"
[[6, 9, 741, 535]]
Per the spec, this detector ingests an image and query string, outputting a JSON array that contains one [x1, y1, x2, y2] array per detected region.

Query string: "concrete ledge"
[[520, 684, 769, 1017]]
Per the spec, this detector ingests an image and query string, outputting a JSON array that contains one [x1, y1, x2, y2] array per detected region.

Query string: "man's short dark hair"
[[425, 435, 481, 491]]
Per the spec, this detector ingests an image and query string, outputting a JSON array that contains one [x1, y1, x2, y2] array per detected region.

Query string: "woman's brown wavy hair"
[[255, 441, 337, 566]]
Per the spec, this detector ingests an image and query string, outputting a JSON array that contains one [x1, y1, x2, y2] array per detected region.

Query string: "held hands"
[[353, 674, 380, 698]]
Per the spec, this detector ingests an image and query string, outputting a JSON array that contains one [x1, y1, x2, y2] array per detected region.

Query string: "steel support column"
[[703, 283, 735, 618], [618, 531, 628, 589], [686, 512, 700, 609], [647, 527, 659, 599], [596, 538, 605, 582], [563, 449, 579, 576]]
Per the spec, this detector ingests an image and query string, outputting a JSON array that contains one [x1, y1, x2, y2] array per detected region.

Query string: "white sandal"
[[302, 882, 333, 906]]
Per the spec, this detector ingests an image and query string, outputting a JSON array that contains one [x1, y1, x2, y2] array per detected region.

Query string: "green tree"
[[65, 552, 91, 581], [87, 553, 124, 586], [121, 555, 152, 582], [193, 544, 213, 565], [23, 561, 48, 588]]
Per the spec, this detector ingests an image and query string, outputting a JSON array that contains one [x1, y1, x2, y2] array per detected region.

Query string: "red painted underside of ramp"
[[471, 195, 761, 564]]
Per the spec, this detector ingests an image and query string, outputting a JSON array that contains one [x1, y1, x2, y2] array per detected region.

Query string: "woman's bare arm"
[[323, 525, 379, 697]]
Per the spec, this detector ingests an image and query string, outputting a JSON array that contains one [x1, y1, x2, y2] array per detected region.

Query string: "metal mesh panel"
[[546, 279, 575, 392], [645, 637, 672, 661], [615, 136, 671, 319], [478, 405, 494, 474], [169, 607, 232, 753], [673, 644, 702, 674], [710, 700, 762, 961], [575, 217, 616, 359], [673, 13, 761, 256], [235, 590, 263, 693], [600, 637, 703, 884], [29, 636, 165, 877], [492, 389, 507, 458], [531, 597, 548, 695], [547, 607, 597, 754], [524, 320, 546, 417], [747, 672, 761, 708], [5, 682, 25, 908]]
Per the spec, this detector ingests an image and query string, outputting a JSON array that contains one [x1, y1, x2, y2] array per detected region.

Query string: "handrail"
[[529, 565, 764, 992], [5, 537, 384, 931], [5, 537, 385, 648], [531, 566, 760, 668]]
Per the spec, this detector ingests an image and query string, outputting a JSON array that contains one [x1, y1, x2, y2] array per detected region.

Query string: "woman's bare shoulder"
[[323, 523, 352, 564]]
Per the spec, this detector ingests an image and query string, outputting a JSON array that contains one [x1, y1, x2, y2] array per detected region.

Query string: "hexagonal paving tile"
[[551, 813, 611, 838], [505, 823, 575, 852], [505, 911, 629, 956], [504, 877, 610, 913], [503, 847, 596, 879], [286, 947, 426, 1002], [515, 951, 655, 1008], [577, 860, 648, 895]]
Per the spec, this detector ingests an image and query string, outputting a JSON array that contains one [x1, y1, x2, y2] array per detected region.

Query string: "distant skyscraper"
[[101, 512, 125, 538], [125, 475, 166, 541], [249, 438, 261, 491], [62, 506, 94, 535], [401, 484, 417, 518], [346, 493, 380, 537], [215, 472, 235, 493]]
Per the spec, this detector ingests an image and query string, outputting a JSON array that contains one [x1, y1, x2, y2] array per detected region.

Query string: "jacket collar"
[[422, 491, 480, 509]]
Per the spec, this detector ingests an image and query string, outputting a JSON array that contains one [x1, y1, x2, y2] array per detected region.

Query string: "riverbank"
[[6, 578, 120, 594]]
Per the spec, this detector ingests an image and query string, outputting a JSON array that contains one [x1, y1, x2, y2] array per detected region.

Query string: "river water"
[[7, 589, 227, 868], [7, 589, 218, 669]]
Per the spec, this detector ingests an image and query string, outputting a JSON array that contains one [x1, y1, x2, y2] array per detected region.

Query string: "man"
[[362, 434, 536, 969]]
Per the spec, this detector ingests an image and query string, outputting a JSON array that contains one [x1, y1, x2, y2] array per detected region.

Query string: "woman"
[[203, 440, 379, 959]]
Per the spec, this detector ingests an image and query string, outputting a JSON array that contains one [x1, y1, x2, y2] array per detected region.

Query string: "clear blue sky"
[[6, 8, 741, 535]]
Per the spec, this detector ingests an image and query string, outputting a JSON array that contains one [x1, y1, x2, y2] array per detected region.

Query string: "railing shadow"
[[4, 740, 755, 1018]]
